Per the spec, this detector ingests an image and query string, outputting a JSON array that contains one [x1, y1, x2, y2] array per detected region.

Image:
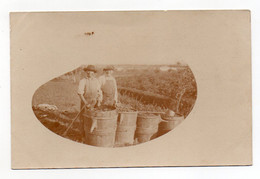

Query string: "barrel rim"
[[84, 109, 118, 115], [83, 115, 118, 120], [137, 115, 161, 119], [118, 111, 138, 114], [161, 114, 184, 121]]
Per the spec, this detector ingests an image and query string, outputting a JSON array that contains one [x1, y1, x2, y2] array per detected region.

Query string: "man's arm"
[[77, 79, 87, 105], [114, 78, 118, 104], [79, 94, 87, 105]]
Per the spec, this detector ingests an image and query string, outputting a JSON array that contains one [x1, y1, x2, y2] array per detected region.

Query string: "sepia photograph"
[[32, 63, 197, 147]]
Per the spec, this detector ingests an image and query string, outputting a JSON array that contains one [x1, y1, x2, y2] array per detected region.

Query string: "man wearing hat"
[[98, 65, 118, 107], [77, 65, 102, 139], [78, 65, 102, 109]]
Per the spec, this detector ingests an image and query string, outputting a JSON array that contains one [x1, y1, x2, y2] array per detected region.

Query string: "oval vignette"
[[32, 64, 197, 147]]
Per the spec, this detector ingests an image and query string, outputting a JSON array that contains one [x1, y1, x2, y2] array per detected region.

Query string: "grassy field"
[[32, 79, 81, 113]]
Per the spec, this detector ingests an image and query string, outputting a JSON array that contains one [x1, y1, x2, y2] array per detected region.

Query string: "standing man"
[[77, 65, 102, 140], [99, 65, 118, 108]]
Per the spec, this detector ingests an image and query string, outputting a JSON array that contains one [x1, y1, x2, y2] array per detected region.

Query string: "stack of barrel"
[[82, 108, 184, 147]]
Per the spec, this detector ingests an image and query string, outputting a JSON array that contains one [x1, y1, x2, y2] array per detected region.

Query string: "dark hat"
[[103, 65, 115, 71], [83, 65, 97, 72]]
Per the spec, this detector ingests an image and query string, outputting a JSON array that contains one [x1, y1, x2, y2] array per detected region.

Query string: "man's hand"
[[113, 100, 118, 108], [94, 100, 101, 108], [82, 99, 91, 109], [95, 101, 101, 108], [97, 101, 101, 107], [86, 104, 91, 109], [83, 100, 89, 107]]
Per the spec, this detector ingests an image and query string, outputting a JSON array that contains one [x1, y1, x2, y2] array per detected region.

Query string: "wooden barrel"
[[135, 113, 161, 143], [157, 114, 184, 137], [115, 112, 138, 147], [82, 109, 118, 147]]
